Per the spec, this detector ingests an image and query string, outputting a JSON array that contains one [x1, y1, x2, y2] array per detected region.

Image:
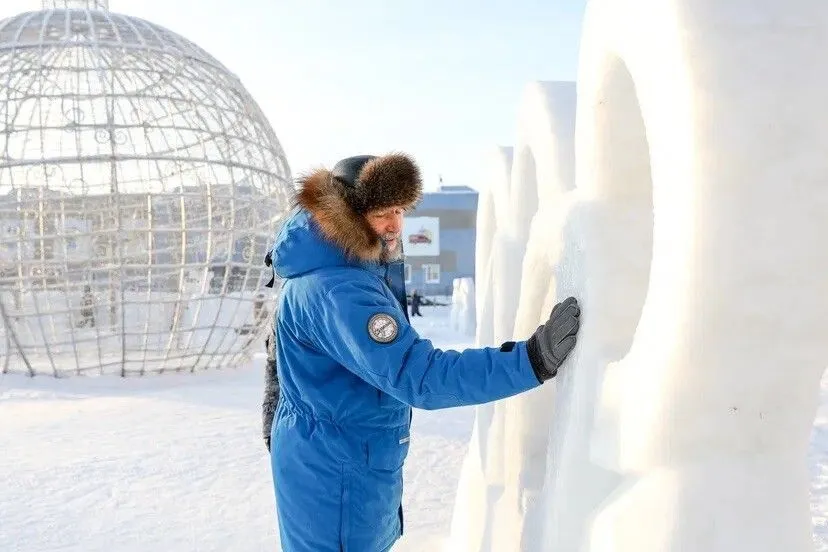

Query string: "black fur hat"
[[330, 153, 422, 214]]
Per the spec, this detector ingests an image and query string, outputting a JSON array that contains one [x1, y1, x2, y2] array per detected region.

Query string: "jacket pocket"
[[366, 428, 410, 472], [344, 456, 404, 551]]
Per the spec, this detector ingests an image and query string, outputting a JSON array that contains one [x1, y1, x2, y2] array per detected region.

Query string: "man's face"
[[366, 206, 405, 254]]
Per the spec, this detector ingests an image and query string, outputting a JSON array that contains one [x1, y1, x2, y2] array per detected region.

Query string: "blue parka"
[[269, 204, 542, 551]]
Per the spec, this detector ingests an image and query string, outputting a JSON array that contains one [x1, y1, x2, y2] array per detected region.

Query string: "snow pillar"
[[449, 146, 515, 551], [449, 82, 577, 551], [451, 278, 476, 337], [496, 81, 577, 551], [544, 0, 828, 550]]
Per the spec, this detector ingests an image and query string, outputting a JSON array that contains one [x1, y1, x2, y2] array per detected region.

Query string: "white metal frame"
[[0, 2, 293, 376]]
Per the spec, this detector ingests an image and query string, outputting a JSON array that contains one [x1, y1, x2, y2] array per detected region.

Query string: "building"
[[403, 184, 478, 296]]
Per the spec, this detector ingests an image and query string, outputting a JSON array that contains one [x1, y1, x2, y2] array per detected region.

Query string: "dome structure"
[[0, 1, 293, 376]]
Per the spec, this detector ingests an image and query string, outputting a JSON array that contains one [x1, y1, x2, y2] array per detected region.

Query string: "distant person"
[[265, 152, 581, 552], [253, 292, 267, 325], [77, 284, 95, 328], [410, 288, 423, 317]]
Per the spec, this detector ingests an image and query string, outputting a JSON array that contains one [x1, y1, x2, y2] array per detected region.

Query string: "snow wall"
[[449, 1, 828, 551]]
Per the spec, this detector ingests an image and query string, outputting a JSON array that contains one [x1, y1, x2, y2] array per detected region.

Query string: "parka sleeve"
[[309, 278, 541, 410]]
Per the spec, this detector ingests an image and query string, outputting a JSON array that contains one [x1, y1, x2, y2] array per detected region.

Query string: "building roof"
[[416, 184, 478, 211], [430, 185, 477, 194]]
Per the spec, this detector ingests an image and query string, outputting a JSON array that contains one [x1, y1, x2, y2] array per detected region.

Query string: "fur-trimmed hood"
[[269, 208, 351, 279], [292, 153, 422, 262]]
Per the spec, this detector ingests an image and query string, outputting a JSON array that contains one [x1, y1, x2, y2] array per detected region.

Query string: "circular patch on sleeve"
[[367, 313, 398, 344]]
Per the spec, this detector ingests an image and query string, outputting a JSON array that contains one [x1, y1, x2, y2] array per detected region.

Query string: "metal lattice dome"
[[0, 1, 294, 376]]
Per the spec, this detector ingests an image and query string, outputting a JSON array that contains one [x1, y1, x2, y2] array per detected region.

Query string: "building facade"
[[403, 184, 478, 296]]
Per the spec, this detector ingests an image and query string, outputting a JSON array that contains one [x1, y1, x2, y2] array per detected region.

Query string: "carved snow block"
[[550, 1, 828, 550]]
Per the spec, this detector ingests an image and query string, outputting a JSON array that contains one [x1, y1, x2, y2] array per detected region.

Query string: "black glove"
[[526, 296, 580, 382]]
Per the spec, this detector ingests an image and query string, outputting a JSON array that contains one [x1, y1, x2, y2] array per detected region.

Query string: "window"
[[404, 264, 411, 283], [422, 264, 440, 284]]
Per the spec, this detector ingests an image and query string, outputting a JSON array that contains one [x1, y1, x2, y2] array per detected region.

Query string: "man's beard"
[[380, 233, 402, 262]]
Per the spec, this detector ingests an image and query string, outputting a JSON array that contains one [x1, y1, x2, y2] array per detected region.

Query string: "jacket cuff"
[[526, 334, 556, 383]]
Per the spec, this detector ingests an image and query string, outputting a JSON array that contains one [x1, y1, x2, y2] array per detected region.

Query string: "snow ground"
[[1, 305, 828, 551]]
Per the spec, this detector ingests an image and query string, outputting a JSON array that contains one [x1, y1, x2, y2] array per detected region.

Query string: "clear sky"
[[4, 0, 586, 191]]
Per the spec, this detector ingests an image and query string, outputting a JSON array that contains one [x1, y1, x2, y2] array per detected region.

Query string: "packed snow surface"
[[2, 306, 828, 551]]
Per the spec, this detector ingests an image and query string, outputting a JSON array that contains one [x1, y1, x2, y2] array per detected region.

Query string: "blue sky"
[[6, 0, 586, 190]]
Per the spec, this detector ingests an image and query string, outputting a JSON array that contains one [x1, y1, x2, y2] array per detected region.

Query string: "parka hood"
[[270, 208, 353, 279]]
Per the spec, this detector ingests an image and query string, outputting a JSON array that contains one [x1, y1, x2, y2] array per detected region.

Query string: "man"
[[78, 284, 95, 328], [253, 293, 267, 325], [410, 288, 423, 317], [267, 153, 580, 552]]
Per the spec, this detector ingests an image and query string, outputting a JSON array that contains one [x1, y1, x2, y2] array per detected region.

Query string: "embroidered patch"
[[367, 313, 398, 344]]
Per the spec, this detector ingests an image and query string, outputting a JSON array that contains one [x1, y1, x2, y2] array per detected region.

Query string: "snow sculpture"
[[453, 1, 828, 551], [450, 277, 476, 337], [449, 145, 513, 552], [0, 2, 292, 377], [559, 1, 828, 550], [449, 81, 577, 551]]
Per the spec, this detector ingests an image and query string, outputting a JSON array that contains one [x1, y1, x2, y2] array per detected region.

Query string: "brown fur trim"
[[294, 167, 384, 262]]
